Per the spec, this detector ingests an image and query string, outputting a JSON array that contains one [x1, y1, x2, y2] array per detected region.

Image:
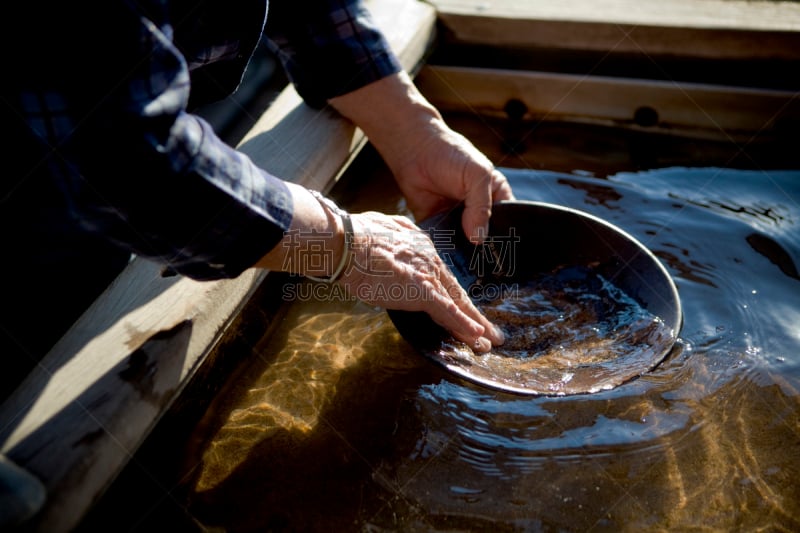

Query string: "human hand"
[[339, 211, 505, 351], [329, 71, 515, 244], [385, 119, 515, 244]]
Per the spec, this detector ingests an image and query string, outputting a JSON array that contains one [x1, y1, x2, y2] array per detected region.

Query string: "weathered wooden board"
[[429, 0, 800, 30], [429, 0, 800, 61], [416, 65, 800, 141], [0, 1, 436, 532]]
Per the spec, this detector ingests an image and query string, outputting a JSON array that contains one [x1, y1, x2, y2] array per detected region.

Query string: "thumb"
[[462, 168, 516, 242], [461, 177, 493, 245]]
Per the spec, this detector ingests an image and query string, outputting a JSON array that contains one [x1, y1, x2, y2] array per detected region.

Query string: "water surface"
[[435, 266, 676, 395], [182, 165, 800, 531]]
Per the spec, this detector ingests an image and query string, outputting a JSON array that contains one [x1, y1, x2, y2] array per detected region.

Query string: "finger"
[[425, 226, 507, 347], [421, 280, 493, 352], [491, 169, 515, 201], [462, 169, 515, 245], [461, 171, 493, 245], [441, 275, 506, 346], [476, 313, 506, 347], [464, 303, 506, 346]]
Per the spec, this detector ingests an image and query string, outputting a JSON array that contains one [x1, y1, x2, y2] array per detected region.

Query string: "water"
[[180, 166, 799, 531], [437, 267, 676, 395]]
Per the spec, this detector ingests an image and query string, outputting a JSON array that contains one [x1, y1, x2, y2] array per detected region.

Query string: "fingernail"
[[473, 337, 492, 353], [471, 224, 488, 245], [492, 325, 505, 345]]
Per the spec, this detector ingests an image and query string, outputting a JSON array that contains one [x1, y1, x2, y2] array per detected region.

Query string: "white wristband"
[[305, 190, 353, 283]]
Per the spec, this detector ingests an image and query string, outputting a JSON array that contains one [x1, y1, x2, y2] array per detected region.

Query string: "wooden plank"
[[0, 1, 436, 532], [415, 65, 800, 141], [429, 0, 800, 31], [429, 0, 800, 61]]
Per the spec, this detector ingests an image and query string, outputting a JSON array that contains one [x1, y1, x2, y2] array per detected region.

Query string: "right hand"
[[339, 211, 504, 352]]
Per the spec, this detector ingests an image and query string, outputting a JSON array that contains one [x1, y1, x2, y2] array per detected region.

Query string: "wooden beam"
[[0, 1, 436, 532], [430, 0, 800, 61], [428, 0, 800, 31], [415, 65, 800, 141]]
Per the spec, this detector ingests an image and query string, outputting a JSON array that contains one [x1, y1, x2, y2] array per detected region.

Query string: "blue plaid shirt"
[[4, 0, 401, 281]]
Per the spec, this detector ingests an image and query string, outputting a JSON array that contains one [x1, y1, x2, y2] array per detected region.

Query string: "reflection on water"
[[186, 167, 800, 531]]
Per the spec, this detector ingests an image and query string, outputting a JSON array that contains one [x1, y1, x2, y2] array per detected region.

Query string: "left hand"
[[329, 71, 515, 243], [382, 117, 515, 244]]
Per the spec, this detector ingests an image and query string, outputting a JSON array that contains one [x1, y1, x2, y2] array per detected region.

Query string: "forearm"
[[328, 71, 443, 171], [255, 184, 347, 279]]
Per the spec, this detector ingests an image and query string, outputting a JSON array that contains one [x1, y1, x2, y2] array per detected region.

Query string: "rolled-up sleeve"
[[265, 0, 403, 108]]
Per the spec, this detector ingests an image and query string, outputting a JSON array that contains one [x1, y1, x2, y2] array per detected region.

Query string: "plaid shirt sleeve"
[[265, 0, 403, 107], [9, 1, 292, 281]]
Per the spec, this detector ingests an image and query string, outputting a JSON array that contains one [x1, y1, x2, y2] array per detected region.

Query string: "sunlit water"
[[184, 166, 800, 532], [438, 267, 676, 395]]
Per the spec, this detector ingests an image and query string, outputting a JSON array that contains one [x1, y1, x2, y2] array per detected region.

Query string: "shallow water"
[[436, 267, 676, 395], [183, 166, 800, 531]]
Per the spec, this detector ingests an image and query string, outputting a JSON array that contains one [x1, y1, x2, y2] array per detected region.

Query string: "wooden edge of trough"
[[0, 1, 436, 531], [415, 65, 800, 142], [430, 0, 800, 61]]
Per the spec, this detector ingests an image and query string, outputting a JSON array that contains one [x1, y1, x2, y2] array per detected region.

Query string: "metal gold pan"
[[388, 201, 683, 395]]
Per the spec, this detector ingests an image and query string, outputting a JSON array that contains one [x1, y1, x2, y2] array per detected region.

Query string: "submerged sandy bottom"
[[176, 166, 800, 532]]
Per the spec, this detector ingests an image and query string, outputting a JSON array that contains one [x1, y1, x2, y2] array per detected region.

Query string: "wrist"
[[304, 190, 353, 283], [255, 186, 350, 279], [329, 71, 442, 158]]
